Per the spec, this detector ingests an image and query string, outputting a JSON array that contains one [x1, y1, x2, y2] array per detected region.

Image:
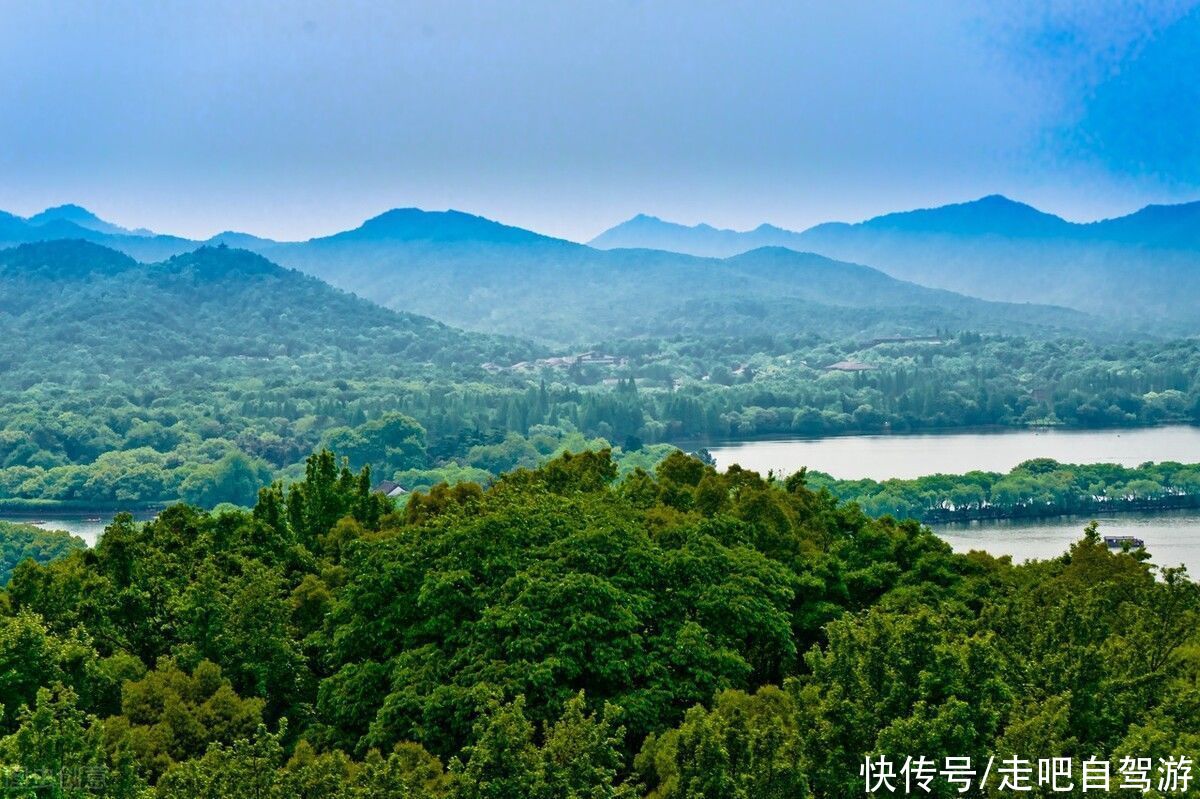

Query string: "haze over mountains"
[[591, 195, 1200, 255], [0, 239, 531, 378], [3, 194, 1196, 342], [591, 195, 1200, 325]]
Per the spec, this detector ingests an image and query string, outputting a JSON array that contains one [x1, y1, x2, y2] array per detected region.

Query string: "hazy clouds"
[[1, 0, 1197, 240]]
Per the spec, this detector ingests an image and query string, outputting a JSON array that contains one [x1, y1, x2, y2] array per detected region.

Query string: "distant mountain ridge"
[[589, 195, 1200, 325], [587, 213, 800, 257], [12, 193, 1200, 254], [0, 205, 246, 261], [0, 204, 568, 256], [27, 203, 155, 237], [321, 207, 561, 245], [590, 194, 1200, 255], [1, 197, 1190, 337], [0, 239, 531, 374]]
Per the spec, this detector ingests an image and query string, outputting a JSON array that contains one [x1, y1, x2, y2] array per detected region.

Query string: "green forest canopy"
[[2, 241, 1199, 511], [811, 458, 1200, 523], [0, 449, 1195, 797], [0, 521, 83, 583]]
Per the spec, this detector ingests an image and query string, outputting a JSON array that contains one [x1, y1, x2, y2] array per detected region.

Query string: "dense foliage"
[[0, 241, 534, 509], [0, 449, 1195, 796], [2, 208, 1115, 344], [2, 240, 1198, 514], [609, 332, 1200, 438], [0, 521, 84, 583], [811, 458, 1200, 523]]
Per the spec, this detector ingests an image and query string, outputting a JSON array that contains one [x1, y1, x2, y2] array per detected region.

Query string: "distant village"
[[481, 335, 947, 381], [824, 334, 945, 372], [482, 350, 629, 373]]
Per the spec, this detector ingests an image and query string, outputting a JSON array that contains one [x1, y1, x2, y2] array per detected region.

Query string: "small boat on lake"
[[1104, 535, 1145, 549]]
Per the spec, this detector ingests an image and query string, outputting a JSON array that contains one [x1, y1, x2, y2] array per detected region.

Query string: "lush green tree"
[[103, 658, 263, 782], [178, 452, 273, 508], [321, 414, 428, 479], [448, 697, 543, 799], [636, 686, 807, 799], [540, 693, 636, 799], [0, 522, 84, 585], [156, 723, 285, 799], [0, 684, 146, 799]]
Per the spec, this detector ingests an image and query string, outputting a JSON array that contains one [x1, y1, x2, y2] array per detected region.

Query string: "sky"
[[1, 0, 1199, 242]]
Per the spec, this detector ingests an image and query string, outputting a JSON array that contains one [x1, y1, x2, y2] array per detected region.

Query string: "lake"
[[704, 425, 1200, 574], [0, 511, 157, 547], [705, 424, 1200, 480], [14, 509, 1195, 575], [935, 511, 1200, 576], [7, 426, 1200, 557]]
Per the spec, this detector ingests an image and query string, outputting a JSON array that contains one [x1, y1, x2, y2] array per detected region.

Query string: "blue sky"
[[1, 0, 1198, 241]]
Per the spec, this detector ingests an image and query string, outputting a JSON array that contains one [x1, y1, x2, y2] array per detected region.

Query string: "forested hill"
[[0, 448, 1194, 797], [1, 206, 1109, 345], [261, 232, 1105, 345], [591, 195, 1200, 330], [0, 240, 543, 509], [0, 240, 532, 374]]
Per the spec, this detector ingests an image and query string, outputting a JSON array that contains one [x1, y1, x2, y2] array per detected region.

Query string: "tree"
[[540, 693, 636, 799], [104, 658, 263, 783], [636, 686, 808, 799], [179, 452, 273, 508], [321, 413, 427, 478], [449, 697, 544, 799], [0, 684, 146, 799], [156, 723, 285, 799]]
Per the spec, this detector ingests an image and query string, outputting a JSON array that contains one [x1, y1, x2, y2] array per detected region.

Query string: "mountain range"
[[0, 239, 532, 381], [590, 195, 1200, 323], [591, 195, 1200, 254], [3, 195, 1194, 341]]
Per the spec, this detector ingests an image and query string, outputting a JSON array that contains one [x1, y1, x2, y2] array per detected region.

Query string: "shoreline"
[[922, 496, 1200, 527], [671, 420, 1200, 450]]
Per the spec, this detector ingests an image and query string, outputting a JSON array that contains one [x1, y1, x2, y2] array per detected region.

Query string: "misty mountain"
[[25, 204, 155, 237], [0, 240, 532, 377], [0, 203, 159, 241], [591, 195, 1200, 326], [0, 205, 202, 262], [798, 195, 1200, 322], [588, 213, 806, 257], [249, 215, 1104, 345], [810, 194, 1073, 239], [0, 203, 1121, 344], [205, 230, 279, 249], [592, 194, 1200, 254], [324, 207, 555, 245]]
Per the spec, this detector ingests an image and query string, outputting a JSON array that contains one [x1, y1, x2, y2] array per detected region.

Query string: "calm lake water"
[[704, 425, 1200, 573], [0, 512, 157, 547], [5, 427, 1200, 558], [706, 425, 1200, 480], [935, 511, 1200, 576]]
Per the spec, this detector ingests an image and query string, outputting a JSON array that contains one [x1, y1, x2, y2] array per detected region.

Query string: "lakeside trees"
[[811, 459, 1200, 523], [0, 449, 1196, 796], [2, 241, 1200, 511], [3, 322, 1199, 511], [0, 522, 83, 583]]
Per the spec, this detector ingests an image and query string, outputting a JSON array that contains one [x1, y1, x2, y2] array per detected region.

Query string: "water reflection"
[[0, 512, 157, 547], [934, 511, 1200, 575], [705, 425, 1200, 480]]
